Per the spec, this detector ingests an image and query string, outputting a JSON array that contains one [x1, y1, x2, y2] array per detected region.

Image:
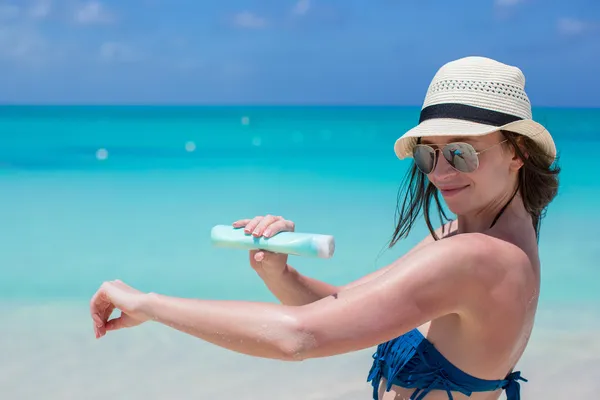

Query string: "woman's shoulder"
[[405, 222, 534, 296], [427, 233, 537, 318], [432, 232, 533, 278], [423, 220, 533, 270], [439, 233, 539, 345], [409, 231, 535, 306]]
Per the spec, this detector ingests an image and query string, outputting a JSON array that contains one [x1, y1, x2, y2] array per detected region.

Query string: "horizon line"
[[0, 103, 598, 109]]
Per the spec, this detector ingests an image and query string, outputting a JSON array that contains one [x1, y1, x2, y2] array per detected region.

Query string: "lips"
[[439, 185, 469, 196]]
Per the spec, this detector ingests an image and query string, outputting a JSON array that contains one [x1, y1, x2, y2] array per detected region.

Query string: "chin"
[[439, 191, 471, 215], [442, 201, 460, 214]]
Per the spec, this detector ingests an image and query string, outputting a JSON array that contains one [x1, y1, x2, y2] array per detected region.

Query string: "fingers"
[[234, 214, 295, 238], [92, 315, 102, 338], [252, 215, 281, 237], [240, 215, 277, 236], [242, 215, 267, 235], [89, 284, 104, 319], [90, 279, 146, 339], [263, 219, 294, 237], [91, 301, 110, 338], [232, 219, 251, 228], [90, 281, 122, 338], [90, 285, 107, 335]]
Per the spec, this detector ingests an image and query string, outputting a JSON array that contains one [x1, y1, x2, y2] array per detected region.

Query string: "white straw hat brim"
[[394, 118, 556, 161], [392, 56, 558, 163]]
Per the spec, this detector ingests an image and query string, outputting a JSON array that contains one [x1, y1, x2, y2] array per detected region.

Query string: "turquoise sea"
[[1, 105, 599, 399]]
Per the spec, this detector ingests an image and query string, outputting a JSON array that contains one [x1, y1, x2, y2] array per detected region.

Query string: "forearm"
[[142, 292, 306, 360], [257, 264, 339, 306]]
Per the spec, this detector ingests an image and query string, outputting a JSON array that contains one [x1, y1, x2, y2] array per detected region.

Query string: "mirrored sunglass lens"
[[414, 146, 435, 173], [443, 143, 478, 172]]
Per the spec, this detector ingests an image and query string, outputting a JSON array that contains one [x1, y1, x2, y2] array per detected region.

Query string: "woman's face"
[[418, 131, 523, 216]]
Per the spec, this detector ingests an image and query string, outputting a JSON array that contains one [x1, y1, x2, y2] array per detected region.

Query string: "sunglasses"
[[413, 139, 508, 174]]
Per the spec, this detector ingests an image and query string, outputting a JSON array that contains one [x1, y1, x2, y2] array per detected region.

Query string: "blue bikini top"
[[367, 328, 527, 400]]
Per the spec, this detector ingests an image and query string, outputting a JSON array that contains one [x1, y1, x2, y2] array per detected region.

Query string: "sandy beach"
[[1, 302, 599, 400]]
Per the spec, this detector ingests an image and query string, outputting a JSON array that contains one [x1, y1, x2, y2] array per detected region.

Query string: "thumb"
[[105, 312, 138, 331], [254, 250, 278, 263], [254, 250, 266, 263]]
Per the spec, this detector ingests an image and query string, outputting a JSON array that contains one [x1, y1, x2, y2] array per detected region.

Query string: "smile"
[[439, 185, 469, 196]]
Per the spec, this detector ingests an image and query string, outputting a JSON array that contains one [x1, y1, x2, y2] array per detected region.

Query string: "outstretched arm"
[[95, 234, 511, 361]]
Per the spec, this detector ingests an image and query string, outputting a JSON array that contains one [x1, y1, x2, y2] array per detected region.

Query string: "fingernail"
[[264, 230, 271, 237]]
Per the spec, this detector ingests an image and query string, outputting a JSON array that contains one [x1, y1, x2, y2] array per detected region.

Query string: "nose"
[[430, 150, 458, 181]]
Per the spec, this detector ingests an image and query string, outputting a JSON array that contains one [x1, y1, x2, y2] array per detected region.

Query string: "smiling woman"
[[391, 128, 560, 244], [90, 56, 561, 400]]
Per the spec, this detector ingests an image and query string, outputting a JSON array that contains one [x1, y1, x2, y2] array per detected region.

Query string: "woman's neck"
[[455, 191, 528, 235]]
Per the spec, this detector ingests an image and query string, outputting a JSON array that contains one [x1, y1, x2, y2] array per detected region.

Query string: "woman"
[[90, 56, 560, 400]]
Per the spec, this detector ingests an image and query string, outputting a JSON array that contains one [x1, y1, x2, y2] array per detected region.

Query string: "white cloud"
[[557, 18, 593, 36], [292, 0, 311, 16], [232, 11, 267, 29], [74, 1, 114, 24]]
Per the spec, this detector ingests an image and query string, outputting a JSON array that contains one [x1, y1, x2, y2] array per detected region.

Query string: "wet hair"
[[389, 130, 561, 247]]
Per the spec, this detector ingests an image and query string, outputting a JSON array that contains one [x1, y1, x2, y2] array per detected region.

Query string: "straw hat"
[[394, 56, 556, 161]]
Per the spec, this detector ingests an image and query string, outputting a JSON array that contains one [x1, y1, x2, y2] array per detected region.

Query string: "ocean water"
[[0, 105, 599, 399]]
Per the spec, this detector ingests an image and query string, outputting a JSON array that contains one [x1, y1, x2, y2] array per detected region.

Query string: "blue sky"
[[0, 0, 598, 106]]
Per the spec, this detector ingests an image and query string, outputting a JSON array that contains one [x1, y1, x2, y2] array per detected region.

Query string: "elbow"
[[274, 317, 318, 362]]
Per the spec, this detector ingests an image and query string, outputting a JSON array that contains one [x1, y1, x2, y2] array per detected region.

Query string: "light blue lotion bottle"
[[210, 225, 335, 258]]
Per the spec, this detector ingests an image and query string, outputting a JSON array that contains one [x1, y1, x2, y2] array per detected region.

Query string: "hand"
[[90, 279, 150, 338], [232, 214, 295, 275]]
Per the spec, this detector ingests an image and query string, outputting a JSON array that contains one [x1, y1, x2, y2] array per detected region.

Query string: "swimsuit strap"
[[503, 371, 528, 400], [489, 181, 521, 228]]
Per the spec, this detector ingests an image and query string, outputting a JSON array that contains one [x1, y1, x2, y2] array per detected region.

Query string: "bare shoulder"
[[436, 233, 534, 290], [431, 233, 537, 321], [406, 232, 535, 308], [373, 232, 535, 318]]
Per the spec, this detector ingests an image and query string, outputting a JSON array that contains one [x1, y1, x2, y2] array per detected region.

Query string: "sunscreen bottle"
[[210, 225, 335, 259]]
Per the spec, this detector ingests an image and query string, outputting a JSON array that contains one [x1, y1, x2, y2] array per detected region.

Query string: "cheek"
[[472, 159, 510, 194]]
